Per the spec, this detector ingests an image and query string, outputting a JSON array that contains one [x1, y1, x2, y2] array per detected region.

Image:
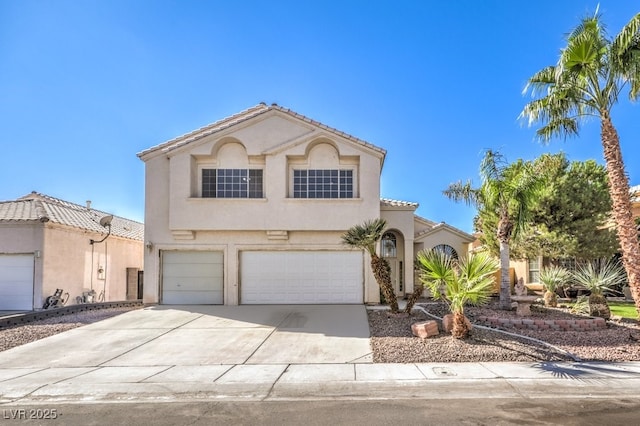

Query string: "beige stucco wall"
[[381, 207, 417, 294], [415, 229, 471, 261], [41, 225, 143, 307], [142, 112, 384, 305]]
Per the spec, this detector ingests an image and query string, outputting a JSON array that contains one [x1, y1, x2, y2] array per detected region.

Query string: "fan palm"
[[572, 259, 626, 319], [342, 218, 399, 313], [521, 10, 640, 316], [539, 265, 571, 307], [444, 150, 544, 309], [417, 250, 498, 339]]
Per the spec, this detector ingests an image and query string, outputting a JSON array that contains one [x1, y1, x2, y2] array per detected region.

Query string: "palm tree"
[[539, 265, 571, 307], [417, 250, 498, 339], [572, 259, 626, 319], [444, 150, 544, 309], [342, 219, 399, 313], [520, 11, 640, 316]]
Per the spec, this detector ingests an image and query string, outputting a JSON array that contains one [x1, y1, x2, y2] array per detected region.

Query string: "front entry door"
[[382, 232, 404, 297]]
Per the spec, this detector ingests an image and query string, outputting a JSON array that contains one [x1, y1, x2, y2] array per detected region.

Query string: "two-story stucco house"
[[138, 104, 474, 305]]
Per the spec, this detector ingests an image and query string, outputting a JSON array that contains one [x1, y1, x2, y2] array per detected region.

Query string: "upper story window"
[[202, 169, 263, 198], [293, 169, 353, 198]]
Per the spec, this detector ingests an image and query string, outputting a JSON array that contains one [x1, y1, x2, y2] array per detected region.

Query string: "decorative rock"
[[411, 320, 439, 338]]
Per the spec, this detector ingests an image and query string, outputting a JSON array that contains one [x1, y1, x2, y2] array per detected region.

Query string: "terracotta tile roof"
[[0, 192, 143, 241], [138, 103, 386, 158], [380, 198, 419, 208], [414, 221, 475, 242]]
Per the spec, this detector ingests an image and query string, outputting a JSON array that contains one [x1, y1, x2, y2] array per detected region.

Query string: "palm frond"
[[539, 265, 571, 292], [341, 218, 386, 256], [571, 259, 626, 295], [611, 13, 640, 56], [443, 180, 477, 206]]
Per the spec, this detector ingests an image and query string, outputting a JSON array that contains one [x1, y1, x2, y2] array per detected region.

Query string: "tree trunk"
[[588, 293, 611, 319], [600, 115, 640, 318], [496, 215, 513, 310], [452, 311, 471, 339], [404, 282, 424, 314], [371, 254, 399, 313], [543, 291, 557, 307], [498, 240, 512, 309]]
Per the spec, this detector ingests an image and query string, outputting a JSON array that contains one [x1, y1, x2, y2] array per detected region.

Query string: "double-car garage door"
[[161, 250, 363, 305], [240, 251, 363, 304]]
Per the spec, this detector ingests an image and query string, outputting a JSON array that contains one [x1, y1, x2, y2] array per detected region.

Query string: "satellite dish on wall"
[[99, 215, 113, 227], [91, 215, 113, 245]]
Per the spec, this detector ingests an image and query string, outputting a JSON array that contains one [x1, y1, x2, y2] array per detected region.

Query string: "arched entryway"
[[382, 231, 405, 296]]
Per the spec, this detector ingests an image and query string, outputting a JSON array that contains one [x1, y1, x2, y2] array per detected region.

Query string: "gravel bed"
[[0, 307, 141, 352], [369, 301, 640, 363]]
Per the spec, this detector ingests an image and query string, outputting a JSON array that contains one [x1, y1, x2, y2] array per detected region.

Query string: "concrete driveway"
[[0, 305, 372, 368]]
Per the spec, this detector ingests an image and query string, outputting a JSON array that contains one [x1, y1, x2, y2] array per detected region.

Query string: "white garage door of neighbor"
[[0, 254, 34, 310], [240, 251, 363, 304], [162, 251, 223, 304]]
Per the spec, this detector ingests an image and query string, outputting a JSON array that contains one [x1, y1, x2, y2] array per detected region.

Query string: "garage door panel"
[[163, 263, 223, 279], [241, 251, 363, 304], [0, 255, 34, 310], [163, 290, 223, 305], [162, 251, 223, 305]]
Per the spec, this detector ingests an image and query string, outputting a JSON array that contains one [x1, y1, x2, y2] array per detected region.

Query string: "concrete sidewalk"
[[2, 361, 640, 404], [1, 304, 640, 405]]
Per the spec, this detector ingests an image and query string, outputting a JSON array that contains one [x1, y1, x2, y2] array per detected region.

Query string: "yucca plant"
[[539, 265, 571, 307], [571, 260, 626, 319], [417, 250, 499, 339]]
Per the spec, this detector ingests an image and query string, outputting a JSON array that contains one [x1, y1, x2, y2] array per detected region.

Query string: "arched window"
[[432, 244, 458, 260], [381, 233, 397, 258]]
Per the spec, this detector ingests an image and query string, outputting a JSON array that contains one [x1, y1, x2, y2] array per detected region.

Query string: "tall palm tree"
[[417, 250, 498, 339], [342, 218, 399, 313], [444, 150, 544, 309], [521, 11, 640, 316]]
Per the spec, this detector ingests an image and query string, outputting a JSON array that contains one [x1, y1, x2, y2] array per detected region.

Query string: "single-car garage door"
[[162, 251, 223, 304], [0, 254, 34, 310], [240, 251, 363, 304]]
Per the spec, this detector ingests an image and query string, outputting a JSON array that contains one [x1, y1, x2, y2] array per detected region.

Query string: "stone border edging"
[[475, 316, 606, 332], [0, 300, 144, 329], [414, 305, 583, 362]]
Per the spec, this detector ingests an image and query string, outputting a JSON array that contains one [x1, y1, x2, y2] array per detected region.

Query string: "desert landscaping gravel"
[[369, 301, 640, 363]]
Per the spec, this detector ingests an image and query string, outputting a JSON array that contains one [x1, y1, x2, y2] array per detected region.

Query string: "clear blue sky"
[[2, 1, 639, 232]]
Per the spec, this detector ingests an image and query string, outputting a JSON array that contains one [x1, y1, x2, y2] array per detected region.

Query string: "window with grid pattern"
[[202, 169, 263, 198], [293, 169, 353, 198]]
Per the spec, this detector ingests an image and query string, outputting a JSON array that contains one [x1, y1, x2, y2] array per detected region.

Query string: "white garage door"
[[0, 254, 34, 310], [240, 251, 363, 304], [162, 251, 223, 304]]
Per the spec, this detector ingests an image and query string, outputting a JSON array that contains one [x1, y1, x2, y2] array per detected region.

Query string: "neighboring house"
[[0, 192, 144, 310], [137, 103, 475, 305]]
